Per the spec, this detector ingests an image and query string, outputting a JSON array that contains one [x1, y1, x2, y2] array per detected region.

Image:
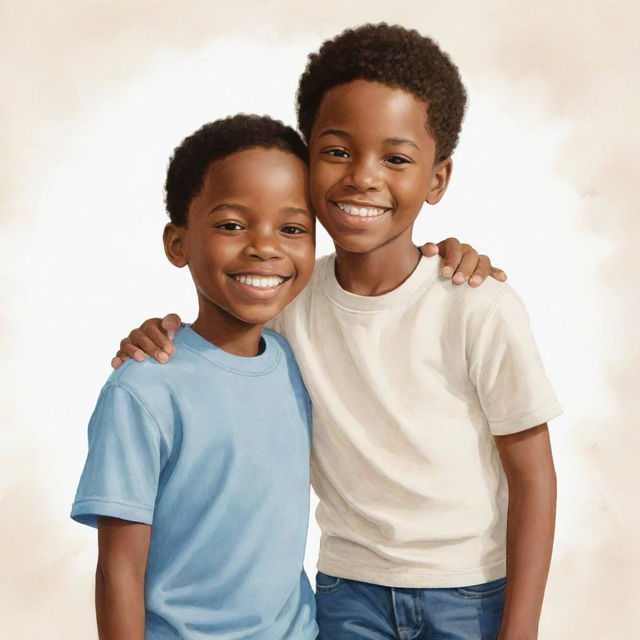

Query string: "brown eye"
[[386, 155, 411, 165], [281, 225, 306, 235], [215, 222, 244, 231], [323, 149, 350, 158]]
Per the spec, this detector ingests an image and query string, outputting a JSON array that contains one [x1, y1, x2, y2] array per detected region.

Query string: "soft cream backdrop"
[[2, 1, 638, 637]]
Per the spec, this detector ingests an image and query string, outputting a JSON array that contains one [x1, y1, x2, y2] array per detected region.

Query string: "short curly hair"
[[166, 114, 308, 226], [296, 23, 467, 162]]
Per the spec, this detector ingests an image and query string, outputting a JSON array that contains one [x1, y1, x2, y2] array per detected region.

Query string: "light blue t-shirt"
[[71, 326, 317, 640]]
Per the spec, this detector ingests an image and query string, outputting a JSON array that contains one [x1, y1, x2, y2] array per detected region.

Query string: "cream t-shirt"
[[273, 253, 561, 588]]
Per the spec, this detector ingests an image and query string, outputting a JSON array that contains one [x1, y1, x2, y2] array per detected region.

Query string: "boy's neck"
[[333, 229, 421, 296], [191, 306, 265, 357]]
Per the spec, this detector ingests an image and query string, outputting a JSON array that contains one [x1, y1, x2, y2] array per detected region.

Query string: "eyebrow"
[[318, 129, 420, 151], [318, 129, 351, 139], [208, 203, 312, 219], [208, 203, 250, 215], [384, 137, 421, 151], [283, 206, 314, 220]]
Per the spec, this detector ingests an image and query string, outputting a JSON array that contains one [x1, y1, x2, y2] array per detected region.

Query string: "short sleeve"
[[71, 383, 166, 527], [468, 290, 562, 435]]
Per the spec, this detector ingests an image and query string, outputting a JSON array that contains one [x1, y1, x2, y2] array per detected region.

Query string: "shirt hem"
[[489, 399, 563, 435], [317, 557, 507, 588], [71, 498, 154, 528]]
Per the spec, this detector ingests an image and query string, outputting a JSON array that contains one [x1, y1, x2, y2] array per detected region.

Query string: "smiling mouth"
[[230, 274, 290, 289], [333, 201, 389, 218]]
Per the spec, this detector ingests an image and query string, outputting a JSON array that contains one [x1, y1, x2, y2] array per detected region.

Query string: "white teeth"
[[234, 275, 285, 288], [336, 202, 387, 217]]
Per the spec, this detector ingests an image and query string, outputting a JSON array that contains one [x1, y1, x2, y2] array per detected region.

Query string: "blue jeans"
[[315, 572, 505, 640]]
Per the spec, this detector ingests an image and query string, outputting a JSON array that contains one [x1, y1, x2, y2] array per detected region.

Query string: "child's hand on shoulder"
[[420, 237, 507, 287], [112, 314, 181, 368]]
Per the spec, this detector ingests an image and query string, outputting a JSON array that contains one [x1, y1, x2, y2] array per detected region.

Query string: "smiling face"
[[164, 147, 315, 330], [309, 79, 452, 257]]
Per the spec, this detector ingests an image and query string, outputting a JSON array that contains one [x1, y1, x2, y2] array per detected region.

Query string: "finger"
[[111, 352, 129, 369], [129, 328, 170, 363], [419, 242, 439, 257], [452, 248, 479, 285], [161, 313, 182, 341], [119, 340, 149, 362], [438, 237, 462, 278], [141, 320, 175, 357], [491, 267, 508, 282], [468, 254, 492, 287]]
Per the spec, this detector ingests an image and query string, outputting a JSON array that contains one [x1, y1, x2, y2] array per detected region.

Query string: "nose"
[[243, 227, 284, 261], [344, 155, 383, 192]]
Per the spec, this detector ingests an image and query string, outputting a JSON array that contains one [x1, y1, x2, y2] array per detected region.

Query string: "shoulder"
[[297, 253, 334, 295], [98, 361, 174, 435], [274, 253, 335, 329], [314, 253, 335, 270], [108, 353, 178, 396], [426, 256, 518, 319], [262, 328, 311, 417], [263, 328, 298, 364], [95, 339, 202, 448], [263, 329, 306, 385], [107, 329, 202, 399]]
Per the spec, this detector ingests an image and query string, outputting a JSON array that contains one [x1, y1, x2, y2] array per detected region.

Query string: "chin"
[[333, 236, 386, 255], [231, 307, 281, 327]]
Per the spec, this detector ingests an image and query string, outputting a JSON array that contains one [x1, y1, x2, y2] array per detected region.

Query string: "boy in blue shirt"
[[71, 115, 319, 639], [115, 24, 560, 640]]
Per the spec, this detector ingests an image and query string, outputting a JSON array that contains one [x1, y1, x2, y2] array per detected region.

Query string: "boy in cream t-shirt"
[[273, 253, 560, 591], [113, 24, 560, 640]]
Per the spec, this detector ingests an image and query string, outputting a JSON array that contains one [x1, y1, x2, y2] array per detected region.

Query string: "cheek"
[[310, 163, 339, 199], [394, 173, 430, 207], [190, 238, 235, 274], [289, 240, 316, 279], [297, 238, 316, 264]]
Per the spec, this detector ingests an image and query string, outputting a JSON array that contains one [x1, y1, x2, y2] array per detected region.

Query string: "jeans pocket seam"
[[456, 579, 506, 599], [315, 581, 345, 594], [315, 573, 344, 594]]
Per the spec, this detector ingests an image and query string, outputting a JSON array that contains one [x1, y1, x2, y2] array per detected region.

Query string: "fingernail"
[[442, 266, 454, 278], [470, 275, 481, 285], [453, 273, 465, 284], [168, 330, 176, 341], [158, 352, 169, 363]]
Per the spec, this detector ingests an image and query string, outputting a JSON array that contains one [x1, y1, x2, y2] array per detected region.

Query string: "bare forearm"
[[95, 562, 145, 640], [498, 472, 556, 640], [493, 424, 556, 640], [95, 518, 151, 640]]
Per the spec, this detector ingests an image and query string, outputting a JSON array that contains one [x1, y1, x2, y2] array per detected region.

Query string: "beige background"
[[1, 1, 639, 637]]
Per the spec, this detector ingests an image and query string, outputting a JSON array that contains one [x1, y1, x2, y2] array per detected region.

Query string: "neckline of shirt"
[[176, 325, 281, 375], [322, 252, 441, 312]]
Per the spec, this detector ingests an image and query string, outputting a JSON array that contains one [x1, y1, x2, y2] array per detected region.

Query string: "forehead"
[[312, 80, 433, 146], [204, 147, 307, 191], [188, 147, 310, 218]]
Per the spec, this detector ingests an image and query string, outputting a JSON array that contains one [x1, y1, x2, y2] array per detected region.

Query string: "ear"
[[425, 157, 453, 205], [163, 222, 188, 268]]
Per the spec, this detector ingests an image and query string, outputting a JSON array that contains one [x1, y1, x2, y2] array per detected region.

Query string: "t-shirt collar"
[[176, 325, 280, 375], [322, 252, 441, 312]]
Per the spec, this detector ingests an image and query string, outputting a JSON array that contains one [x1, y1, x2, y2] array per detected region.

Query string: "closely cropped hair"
[[296, 23, 467, 162], [165, 114, 308, 226]]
